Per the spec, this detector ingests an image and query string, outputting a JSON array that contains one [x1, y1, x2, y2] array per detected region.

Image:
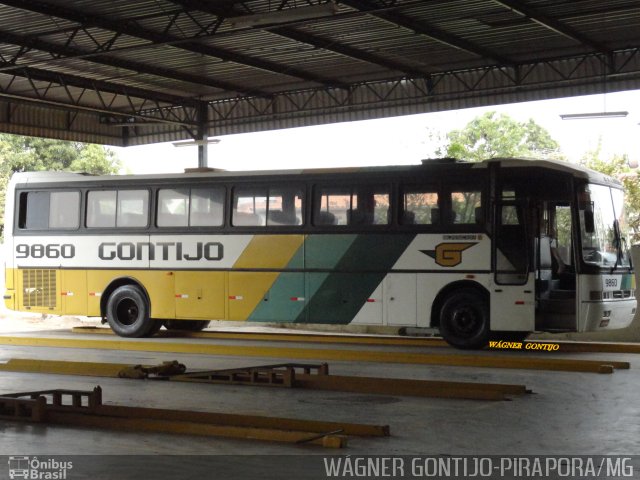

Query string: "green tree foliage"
[[580, 141, 640, 243], [0, 135, 121, 235], [441, 111, 563, 161]]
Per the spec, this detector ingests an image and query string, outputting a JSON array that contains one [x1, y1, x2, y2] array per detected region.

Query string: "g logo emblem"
[[421, 243, 476, 267]]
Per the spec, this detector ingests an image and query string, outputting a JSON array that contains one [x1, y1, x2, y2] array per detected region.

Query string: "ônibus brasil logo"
[[8, 456, 72, 479]]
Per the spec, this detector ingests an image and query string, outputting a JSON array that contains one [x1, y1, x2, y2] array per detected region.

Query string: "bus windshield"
[[579, 184, 631, 268]]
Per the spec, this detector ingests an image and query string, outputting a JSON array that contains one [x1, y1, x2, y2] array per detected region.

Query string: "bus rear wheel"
[[439, 289, 490, 349], [164, 320, 210, 332], [106, 285, 154, 338]]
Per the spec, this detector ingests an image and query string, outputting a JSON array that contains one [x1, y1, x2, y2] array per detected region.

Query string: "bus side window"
[[157, 188, 189, 227], [232, 188, 267, 227], [18, 191, 49, 230], [18, 191, 80, 230], [266, 187, 304, 226], [158, 188, 225, 227], [314, 185, 389, 227], [49, 192, 80, 229], [117, 190, 149, 228], [190, 188, 224, 227], [402, 188, 439, 225], [87, 191, 117, 228], [451, 190, 482, 225], [314, 188, 352, 226], [87, 190, 148, 228], [371, 191, 390, 225]]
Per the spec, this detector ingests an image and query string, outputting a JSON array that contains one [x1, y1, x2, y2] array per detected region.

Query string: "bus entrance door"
[[535, 203, 577, 331], [490, 202, 535, 332]]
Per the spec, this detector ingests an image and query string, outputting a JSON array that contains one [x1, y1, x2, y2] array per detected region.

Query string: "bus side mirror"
[[584, 209, 595, 233]]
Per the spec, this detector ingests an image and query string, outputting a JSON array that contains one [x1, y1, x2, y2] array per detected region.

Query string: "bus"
[[3, 158, 636, 349]]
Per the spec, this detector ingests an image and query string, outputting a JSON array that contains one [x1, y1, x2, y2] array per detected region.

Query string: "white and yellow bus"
[[3, 158, 636, 348]]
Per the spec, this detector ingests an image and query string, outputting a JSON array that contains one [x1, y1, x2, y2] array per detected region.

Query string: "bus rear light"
[[228, 295, 244, 300], [515, 300, 525, 305], [290, 297, 305, 302], [175, 294, 189, 299]]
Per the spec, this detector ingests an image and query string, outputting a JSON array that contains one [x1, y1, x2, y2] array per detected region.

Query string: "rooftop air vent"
[[420, 158, 462, 165]]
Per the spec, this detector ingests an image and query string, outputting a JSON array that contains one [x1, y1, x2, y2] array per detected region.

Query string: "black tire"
[[145, 320, 164, 337], [439, 288, 490, 349], [106, 285, 154, 338], [163, 320, 210, 332]]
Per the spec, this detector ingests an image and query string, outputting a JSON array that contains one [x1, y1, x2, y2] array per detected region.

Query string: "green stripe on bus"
[[248, 247, 306, 322], [621, 274, 635, 290], [297, 233, 416, 324], [248, 234, 357, 322]]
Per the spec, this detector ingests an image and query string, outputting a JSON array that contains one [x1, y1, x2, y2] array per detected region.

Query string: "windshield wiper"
[[610, 219, 621, 274]]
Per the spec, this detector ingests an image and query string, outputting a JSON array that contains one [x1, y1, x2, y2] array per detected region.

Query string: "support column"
[[197, 102, 209, 168]]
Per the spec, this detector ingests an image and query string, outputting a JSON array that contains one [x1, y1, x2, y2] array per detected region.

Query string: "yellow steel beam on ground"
[[44, 410, 348, 448], [292, 374, 528, 401], [72, 326, 448, 347], [0, 358, 528, 402], [526, 341, 640, 354], [0, 359, 387, 437], [71, 327, 640, 354], [0, 336, 628, 373], [94, 402, 388, 438], [0, 358, 126, 377], [2, 384, 383, 446]]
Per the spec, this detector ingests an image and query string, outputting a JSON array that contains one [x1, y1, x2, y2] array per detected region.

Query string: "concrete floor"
[[0, 318, 640, 478], [0, 317, 638, 479]]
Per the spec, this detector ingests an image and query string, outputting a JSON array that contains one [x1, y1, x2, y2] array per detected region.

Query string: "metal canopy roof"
[[0, 0, 639, 147]]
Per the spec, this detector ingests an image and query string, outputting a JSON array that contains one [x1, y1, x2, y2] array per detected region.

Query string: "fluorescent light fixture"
[[172, 138, 221, 147], [229, 2, 338, 28], [560, 111, 628, 120]]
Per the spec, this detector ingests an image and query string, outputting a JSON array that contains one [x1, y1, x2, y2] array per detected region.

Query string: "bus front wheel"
[[439, 289, 490, 349], [106, 285, 154, 338]]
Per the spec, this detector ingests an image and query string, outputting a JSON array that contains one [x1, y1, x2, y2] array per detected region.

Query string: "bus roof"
[[486, 157, 622, 186], [8, 157, 621, 187]]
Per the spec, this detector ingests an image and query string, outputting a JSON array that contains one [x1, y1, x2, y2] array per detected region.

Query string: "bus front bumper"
[[581, 299, 637, 331]]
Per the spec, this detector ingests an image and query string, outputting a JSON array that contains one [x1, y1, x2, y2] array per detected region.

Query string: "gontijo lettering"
[[98, 241, 224, 261]]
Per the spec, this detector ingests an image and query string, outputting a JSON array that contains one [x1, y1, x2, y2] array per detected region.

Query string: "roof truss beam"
[[492, 0, 611, 54], [0, 66, 201, 126], [206, 48, 640, 134], [0, 29, 268, 96], [0, 0, 350, 89], [340, 0, 514, 66], [273, 27, 429, 77], [166, 0, 429, 77]]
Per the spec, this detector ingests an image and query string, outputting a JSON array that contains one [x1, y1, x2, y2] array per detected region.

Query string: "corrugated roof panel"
[[0, 0, 637, 146], [0, 4, 77, 35]]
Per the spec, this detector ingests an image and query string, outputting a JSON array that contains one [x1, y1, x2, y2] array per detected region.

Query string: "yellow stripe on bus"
[[232, 235, 304, 269]]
